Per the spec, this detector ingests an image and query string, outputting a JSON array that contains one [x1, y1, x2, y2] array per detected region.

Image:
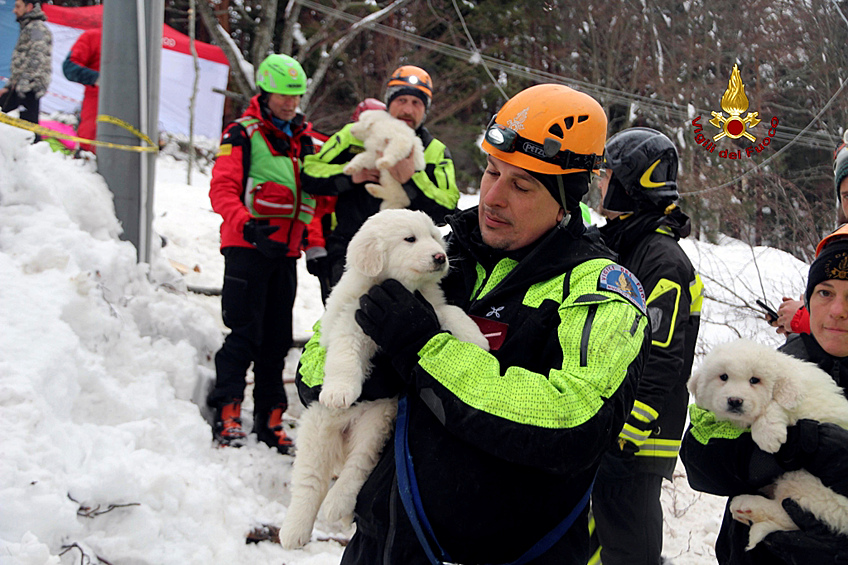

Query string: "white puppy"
[[688, 338, 848, 550], [279, 209, 489, 549], [343, 109, 426, 210]]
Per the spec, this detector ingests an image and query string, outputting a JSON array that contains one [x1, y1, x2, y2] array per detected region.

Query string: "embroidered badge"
[[598, 264, 647, 314]]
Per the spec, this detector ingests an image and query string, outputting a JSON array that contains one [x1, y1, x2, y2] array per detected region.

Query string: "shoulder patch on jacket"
[[217, 144, 232, 157], [598, 264, 647, 314]]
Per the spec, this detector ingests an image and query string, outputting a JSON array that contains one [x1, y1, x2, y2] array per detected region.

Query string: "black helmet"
[[602, 127, 679, 213]]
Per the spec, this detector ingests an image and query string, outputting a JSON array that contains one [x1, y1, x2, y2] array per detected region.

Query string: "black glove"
[[775, 419, 820, 471], [762, 499, 848, 564], [243, 219, 289, 258], [306, 254, 330, 279], [354, 279, 441, 377]]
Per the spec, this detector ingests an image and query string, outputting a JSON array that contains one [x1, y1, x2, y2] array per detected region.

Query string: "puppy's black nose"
[[726, 397, 744, 412], [433, 253, 446, 265]]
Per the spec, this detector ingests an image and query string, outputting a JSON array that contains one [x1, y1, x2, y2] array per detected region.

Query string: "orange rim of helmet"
[[387, 66, 433, 98], [816, 223, 848, 257], [482, 84, 607, 175]]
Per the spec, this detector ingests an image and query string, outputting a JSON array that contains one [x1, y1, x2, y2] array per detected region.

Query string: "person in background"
[[206, 54, 317, 455], [304, 97, 387, 304], [590, 128, 702, 565], [296, 83, 650, 564], [302, 66, 460, 291], [681, 225, 848, 564], [771, 135, 848, 336], [1, 0, 52, 135], [62, 28, 101, 153]]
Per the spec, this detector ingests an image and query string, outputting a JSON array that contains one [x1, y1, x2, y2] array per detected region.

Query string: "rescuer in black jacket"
[[590, 127, 703, 565], [681, 226, 848, 565], [296, 84, 651, 564]]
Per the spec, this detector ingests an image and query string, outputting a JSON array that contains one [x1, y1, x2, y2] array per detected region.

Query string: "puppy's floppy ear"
[[772, 374, 801, 411], [687, 369, 704, 402], [348, 226, 385, 278]]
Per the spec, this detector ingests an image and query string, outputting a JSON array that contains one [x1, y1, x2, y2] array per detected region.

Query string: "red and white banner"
[[41, 5, 230, 139]]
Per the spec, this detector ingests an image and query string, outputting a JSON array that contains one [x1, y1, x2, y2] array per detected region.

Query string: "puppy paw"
[[342, 163, 359, 176], [730, 495, 758, 525], [278, 523, 311, 550], [322, 491, 355, 529], [751, 423, 787, 453], [319, 382, 362, 409], [364, 182, 386, 199]]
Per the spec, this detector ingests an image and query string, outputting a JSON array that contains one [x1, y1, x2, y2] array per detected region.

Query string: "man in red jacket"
[[206, 54, 317, 454], [62, 28, 100, 153]]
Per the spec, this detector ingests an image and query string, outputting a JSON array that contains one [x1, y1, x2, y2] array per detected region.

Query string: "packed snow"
[[0, 122, 809, 564]]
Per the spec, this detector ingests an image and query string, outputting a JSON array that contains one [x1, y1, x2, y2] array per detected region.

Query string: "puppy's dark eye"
[[404, 236, 416, 243], [719, 373, 728, 382], [749, 377, 760, 385]]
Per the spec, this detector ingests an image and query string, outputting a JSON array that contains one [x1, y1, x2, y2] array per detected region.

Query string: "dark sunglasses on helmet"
[[484, 118, 602, 172]]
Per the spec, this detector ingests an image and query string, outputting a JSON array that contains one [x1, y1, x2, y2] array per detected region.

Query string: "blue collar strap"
[[394, 395, 595, 565]]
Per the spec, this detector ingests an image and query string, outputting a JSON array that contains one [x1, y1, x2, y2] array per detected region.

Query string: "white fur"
[[279, 209, 489, 549], [342, 110, 426, 210], [688, 338, 848, 550]]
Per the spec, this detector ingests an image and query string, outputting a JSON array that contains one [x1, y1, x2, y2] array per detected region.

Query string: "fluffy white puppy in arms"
[[279, 209, 489, 549], [688, 338, 848, 549], [343, 109, 426, 210]]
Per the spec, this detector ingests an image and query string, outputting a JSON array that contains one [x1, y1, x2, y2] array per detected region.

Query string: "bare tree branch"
[[299, 0, 415, 112], [196, 0, 255, 99], [251, 0, 280, 67]]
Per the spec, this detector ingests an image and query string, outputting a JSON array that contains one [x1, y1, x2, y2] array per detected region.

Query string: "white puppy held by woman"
[[688, 338, 848, 550], [343, 109, 426, 210], [279, 209, 489, 549]]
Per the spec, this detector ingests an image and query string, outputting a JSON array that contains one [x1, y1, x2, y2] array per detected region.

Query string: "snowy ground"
[[0, 124, 808, 564]]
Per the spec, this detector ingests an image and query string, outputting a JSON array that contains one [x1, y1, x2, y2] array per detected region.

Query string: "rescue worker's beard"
[[397, 113, 424, 130]]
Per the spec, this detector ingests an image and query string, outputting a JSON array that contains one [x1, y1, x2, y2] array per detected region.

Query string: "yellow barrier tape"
[[0, 111, 158, 153]]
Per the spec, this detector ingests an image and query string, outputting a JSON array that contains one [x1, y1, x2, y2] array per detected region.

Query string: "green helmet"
[[256, 54, 307, 95]]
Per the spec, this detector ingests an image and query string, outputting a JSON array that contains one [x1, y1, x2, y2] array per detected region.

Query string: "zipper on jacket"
[[580, 304, 598, 367]]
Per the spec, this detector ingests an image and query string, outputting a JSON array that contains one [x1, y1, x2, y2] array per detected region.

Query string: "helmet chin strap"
[[556, 175, 572, 228]]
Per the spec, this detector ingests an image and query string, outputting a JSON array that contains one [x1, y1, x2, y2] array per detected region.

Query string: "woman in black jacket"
[[681, 228, 848, 564]]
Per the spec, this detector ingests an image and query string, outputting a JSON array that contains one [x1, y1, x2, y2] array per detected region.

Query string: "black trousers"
[[208, 246, 296, 422], [592, 453, 664, 565], [1, 88, 40, 126]]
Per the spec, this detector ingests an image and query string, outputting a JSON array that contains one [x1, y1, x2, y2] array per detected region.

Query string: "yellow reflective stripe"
[[645, 277, 681, 348], [588, 547, 602, 565], [619, 422, 651, 445], [631, 400, 659, 423], [690, 273, 704, 315], [634, 438, 681, 458]]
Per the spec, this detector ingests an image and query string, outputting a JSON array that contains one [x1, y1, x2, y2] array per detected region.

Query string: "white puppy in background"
[[343, 109, 426, 210], [688, 338, 848, 550], [279, 209, 489, 549]]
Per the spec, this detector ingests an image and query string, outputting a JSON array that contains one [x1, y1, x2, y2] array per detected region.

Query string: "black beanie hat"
[[806, 239, 848, 306]]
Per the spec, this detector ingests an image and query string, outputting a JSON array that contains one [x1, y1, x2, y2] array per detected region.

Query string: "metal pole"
[[97, 0, 163, 264]]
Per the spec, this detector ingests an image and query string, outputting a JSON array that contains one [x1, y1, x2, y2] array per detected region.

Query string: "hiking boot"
[[255, 406, 294, 455], [212, 401, 247, 447]]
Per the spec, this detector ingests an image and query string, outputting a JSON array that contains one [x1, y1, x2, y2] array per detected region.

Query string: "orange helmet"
[[385, 65, 433, 109], [815, 222, 848, 257], [482, 84, 607, 176]]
